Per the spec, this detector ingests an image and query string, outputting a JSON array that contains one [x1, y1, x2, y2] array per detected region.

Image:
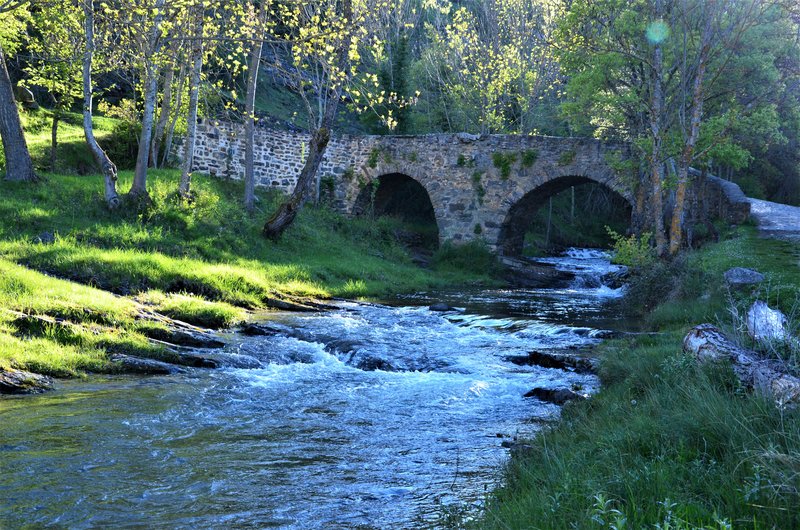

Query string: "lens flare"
[[646, 20, 670, 44]]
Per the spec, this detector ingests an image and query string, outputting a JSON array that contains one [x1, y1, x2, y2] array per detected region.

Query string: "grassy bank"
[[0, 170, 497, 378], [480, 228, 800, 529]]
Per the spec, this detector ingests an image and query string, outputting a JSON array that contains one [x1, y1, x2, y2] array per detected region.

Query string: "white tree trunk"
[[130, 0, 166, 199], [179, 2, 203, 198], [82, 0, 119, 208]]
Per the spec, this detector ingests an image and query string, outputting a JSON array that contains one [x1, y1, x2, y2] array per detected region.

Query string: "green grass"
[[479, 228, 800, 529], [0, 170, 497, 377], [0, 258, 159, 376], [9, 108, 136, 175]]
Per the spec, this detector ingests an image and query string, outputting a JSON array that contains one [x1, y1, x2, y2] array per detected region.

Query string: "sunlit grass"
[[0, 169, 498, 378]]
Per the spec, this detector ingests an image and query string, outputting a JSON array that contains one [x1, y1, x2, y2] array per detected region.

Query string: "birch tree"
[[82, 0, 121, 207]]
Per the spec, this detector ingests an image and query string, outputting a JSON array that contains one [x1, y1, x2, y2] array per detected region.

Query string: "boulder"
[[142, 326, 224, 349], [0, 367, 53, 394], [523, 387, 586, 405], [746, 301, 789, 342], [345, 351, 396, 372], [15, 85, 38, 109], [724, 268, 764, 290], [32, 231, 56, 245], [429, 303, 454, 312], [500, 256, 573, 288], [601, 268, 629, 289], [169, 352, 219, 369]]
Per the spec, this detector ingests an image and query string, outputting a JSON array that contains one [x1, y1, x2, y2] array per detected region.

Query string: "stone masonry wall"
[[179, 121, 635, 250]]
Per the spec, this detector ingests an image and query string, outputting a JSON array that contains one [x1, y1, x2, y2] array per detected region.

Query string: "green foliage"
[[432, 240, 499, 275], [607, 228, 655, 268], [472, 170, 486, 204], [367, 147, 381, 168], [0, 169, 503, 375], [13, 109, 134, 174], [100, 120, 142, 170], [520, 149, 539, 168], [473, 223, 482, 235], [456, 154, 467, 166], [492, 151, 517, 180], [557, 149, 577, 166]]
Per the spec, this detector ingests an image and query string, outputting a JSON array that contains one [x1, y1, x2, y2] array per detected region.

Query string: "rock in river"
[[523, 387, 586, 405], [0, 367, 53, 394], [110, 354, 184, 375]]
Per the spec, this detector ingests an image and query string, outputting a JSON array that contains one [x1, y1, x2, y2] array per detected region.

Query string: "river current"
[[1, 249, 627, 529]]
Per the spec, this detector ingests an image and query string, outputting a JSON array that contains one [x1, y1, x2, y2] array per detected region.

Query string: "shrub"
[[521, 149, 539, 168], [607, 228, 655, 268], [492, 151, 517, 180], [432, 240, 499, 275]]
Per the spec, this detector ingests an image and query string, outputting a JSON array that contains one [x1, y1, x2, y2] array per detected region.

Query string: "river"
[[0, 249, 628, 529]]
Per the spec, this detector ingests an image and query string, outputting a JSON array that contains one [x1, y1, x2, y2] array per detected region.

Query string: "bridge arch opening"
[[353, 173, 440, 249], [498, 176, 632, 257]]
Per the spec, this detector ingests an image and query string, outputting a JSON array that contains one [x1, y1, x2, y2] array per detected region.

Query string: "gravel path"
[[747, 198, 800, 241]]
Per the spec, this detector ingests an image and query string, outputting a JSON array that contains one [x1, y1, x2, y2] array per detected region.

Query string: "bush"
[[432, 240, 500, 275], [99, 120, 141, 170], [607, 228, 655, 268]]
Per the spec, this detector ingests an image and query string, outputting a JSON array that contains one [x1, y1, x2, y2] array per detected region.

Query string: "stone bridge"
[[187, 120, 636, 254]]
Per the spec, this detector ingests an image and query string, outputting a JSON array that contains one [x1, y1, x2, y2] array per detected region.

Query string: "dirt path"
[[747, 198, 800, 241]]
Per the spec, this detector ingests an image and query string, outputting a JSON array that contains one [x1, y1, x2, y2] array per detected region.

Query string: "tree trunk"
[[50, 111, 59, 172], [669, 16, 712, 256], [150, 64, 175, 168], [82, 0, 119, 208], [0, 43, 36, 182], [263, 123, 333, 240], [161, 60, 186, 168], [179, 3, 204, 199], [130, 0, 166, 200], [244, 2, 266, 212], [262, 0, 352, 240], [650, 3, 667, 256]]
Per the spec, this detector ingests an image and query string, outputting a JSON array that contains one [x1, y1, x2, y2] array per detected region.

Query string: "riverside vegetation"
[[0, 166, 498, 379], [479, 226, 800, 529]]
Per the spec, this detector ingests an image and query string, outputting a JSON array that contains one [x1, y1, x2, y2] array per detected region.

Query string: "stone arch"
[[352, 172, 441, 244], [496, 174, 634, 256]]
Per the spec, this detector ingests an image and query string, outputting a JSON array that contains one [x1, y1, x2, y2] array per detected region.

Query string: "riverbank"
[[0, 171, 499, 384], [480, 226, 800, 528]]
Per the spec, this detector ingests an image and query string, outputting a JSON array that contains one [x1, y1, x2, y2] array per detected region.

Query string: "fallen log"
[[683, 324, 800, 406]]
